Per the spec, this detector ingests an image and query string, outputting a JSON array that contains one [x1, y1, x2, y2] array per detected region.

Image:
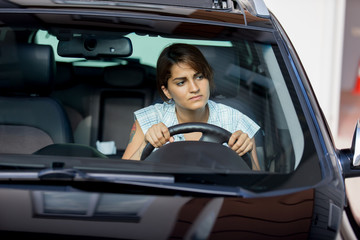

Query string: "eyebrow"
[[171, 72, 201, 82], [171, 76, 186, 82]]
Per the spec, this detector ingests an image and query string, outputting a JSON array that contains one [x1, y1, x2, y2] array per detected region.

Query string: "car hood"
[[0, 187, 314, 239]]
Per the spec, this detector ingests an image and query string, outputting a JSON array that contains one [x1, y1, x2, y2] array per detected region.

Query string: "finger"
[[228, 135, 236, 147], [146, 133, 159, 148], [155, 125, 171, 146], [154, 128, 166, 146], [236, 143, 253, 156], [234, 136, 250, 151], [147, 124, 162, 146], [147, 123, 170, 147], [228, 131, 242, 147], [161, 126, 171, 142], [236, 139, 253, 156], [149, 127, 164, 148], [230, 134, 247, 151]]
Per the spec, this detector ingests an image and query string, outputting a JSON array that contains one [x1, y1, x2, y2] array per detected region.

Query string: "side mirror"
[[351, 120, 360, 167], [340, 120, 360, 178]]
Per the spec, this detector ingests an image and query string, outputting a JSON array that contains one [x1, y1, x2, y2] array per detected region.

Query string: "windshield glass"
[[0, 13, 321, 192]]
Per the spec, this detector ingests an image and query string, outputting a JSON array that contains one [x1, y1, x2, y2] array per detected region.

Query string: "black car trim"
[[0, 8, 273, 33]]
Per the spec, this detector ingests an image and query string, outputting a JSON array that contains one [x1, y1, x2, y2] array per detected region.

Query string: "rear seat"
[[96, 64, 156, 156], [52, 61, 156, 157], [52, 62, 101, 146]]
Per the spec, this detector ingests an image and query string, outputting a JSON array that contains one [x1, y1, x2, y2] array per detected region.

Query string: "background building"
[[264, 0, 360, 149]]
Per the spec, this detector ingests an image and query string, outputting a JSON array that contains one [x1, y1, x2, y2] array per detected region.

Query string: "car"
[[0, 0, 359, 239]]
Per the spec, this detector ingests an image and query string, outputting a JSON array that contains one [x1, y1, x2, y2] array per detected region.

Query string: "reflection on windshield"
[[0, 188, 315, 239], [32, 191, 154, 222]]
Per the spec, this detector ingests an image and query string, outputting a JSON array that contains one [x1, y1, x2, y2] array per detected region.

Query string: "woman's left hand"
[[228, 130, 254, 156]]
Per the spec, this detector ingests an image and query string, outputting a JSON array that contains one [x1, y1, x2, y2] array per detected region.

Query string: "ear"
[[161, 85, 172, 100]]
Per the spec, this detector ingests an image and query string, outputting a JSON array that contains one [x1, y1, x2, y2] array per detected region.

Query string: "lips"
[[189, 95, 202, 101]]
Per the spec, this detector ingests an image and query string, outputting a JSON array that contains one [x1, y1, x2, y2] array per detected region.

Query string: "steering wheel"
[[140, 122, 233, 160]]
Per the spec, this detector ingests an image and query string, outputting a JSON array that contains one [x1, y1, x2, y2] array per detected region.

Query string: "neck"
[[176, 105, 209, 124]]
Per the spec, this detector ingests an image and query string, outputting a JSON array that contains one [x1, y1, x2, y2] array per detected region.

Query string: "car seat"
[[94, 64, 155, 156], [0, 43, 74, 154]]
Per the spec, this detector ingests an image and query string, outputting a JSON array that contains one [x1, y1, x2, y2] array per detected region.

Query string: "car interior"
[[0, 43, 74, 154], [0, 26, 303, 173]]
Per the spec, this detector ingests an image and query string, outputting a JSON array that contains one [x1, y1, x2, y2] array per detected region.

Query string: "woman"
[[122, 43, 260, 170]]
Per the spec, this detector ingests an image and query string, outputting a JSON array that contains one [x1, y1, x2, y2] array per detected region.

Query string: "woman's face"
[[161, 62, 210, 112]]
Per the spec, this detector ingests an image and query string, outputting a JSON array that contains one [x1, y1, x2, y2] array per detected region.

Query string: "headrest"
[[0, 44, 55, 95], [103, 65, 145, 87]]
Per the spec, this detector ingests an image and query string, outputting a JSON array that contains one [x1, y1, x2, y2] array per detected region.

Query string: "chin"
[[187, 101, 208, 111]]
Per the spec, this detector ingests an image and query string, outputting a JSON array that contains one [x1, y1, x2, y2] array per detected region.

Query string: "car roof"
[[0, 0, 273, 29]]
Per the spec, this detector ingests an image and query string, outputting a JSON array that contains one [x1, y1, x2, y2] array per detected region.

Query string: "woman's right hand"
[[145, 122, 174, 148]]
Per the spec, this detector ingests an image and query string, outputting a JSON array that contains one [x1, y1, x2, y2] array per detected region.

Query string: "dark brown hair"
[[156, 43, 214, 101]]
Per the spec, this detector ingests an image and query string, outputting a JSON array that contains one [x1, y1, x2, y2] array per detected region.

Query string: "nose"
[[189, 80, 200, 93]]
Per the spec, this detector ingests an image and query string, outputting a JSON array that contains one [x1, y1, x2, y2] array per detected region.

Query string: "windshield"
[[0, 11, 321, 193]]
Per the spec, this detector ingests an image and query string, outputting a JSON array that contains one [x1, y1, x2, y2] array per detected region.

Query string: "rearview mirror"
[[57, 35, 132, 58]]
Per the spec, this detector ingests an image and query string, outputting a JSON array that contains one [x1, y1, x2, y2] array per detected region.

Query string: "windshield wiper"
[[37, 168, 175, 184], [0, 168, 256, 197], [0, 167, 174, 183]]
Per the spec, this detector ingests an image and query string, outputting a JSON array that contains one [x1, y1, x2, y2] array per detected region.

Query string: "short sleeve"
[[235, 112, 260, 139], [134, 105, 160, 135], [208, 100, 260, 139]]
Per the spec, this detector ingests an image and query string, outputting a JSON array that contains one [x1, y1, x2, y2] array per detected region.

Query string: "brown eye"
[[195, 74, 204, 80]]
